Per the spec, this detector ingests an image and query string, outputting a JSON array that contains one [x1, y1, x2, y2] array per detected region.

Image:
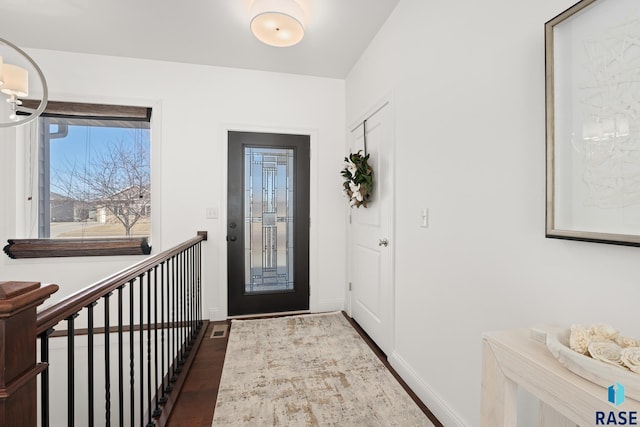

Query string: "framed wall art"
[[546, 0, 640, 246]]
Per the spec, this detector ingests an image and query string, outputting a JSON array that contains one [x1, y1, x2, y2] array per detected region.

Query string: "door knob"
[[378, 238, 389, 247], [227, 236, 237, 242]]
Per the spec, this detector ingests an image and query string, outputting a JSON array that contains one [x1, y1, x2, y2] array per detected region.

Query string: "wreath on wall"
[[341, 150, 373, 208]]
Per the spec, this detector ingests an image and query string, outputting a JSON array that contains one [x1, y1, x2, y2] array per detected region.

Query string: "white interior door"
[[348, 102, 394, 355]]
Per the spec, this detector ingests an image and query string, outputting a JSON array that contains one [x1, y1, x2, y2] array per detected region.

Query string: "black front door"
[[227, 131, 310, 316]]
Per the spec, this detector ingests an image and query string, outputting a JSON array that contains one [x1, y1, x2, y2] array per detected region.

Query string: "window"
[[38, 102, 152, 239], [3, 101, 153, 259]]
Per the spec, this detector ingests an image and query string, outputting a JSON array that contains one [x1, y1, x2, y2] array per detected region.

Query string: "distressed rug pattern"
[[212, 312, 434, 426]]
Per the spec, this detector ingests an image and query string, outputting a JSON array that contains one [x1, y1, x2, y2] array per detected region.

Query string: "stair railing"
[[0, 231, 208, 427]]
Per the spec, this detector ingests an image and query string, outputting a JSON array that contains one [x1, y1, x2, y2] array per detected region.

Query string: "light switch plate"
[[420, 209, 428, 228], [206, 207, 218, 219]]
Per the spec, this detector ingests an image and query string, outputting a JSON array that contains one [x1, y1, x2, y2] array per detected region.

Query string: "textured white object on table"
[[544, 326, 640, 401]]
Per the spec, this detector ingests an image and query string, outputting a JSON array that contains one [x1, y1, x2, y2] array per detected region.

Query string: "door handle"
[[227, 236, 237, 242], [378, 238, 389, 247]]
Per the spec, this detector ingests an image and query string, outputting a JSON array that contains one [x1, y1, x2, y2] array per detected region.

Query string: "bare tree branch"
[[54, 131, 150, 236]]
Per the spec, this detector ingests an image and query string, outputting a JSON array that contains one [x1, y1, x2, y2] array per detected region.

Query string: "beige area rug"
[[212, 312, 434, 426]]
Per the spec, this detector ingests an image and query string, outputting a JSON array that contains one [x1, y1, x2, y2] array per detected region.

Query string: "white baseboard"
[[208, 307, 225, 321], [311, 298, 344, 314], [389, 351, 468, 427]]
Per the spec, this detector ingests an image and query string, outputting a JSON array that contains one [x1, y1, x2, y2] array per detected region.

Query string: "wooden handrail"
[[37, 232, 207, 335]]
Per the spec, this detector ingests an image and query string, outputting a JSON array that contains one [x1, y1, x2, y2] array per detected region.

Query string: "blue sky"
[[49, 124, 150, 193], [51, 126, 122, 166]]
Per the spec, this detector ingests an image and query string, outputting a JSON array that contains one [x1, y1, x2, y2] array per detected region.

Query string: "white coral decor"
[[622, 348, 640, 374], [568, 323, 640, 373], [569, 325, 590, 355], [589, 324, 619, 340], [588, 342, 624, 367], [616, 335, 640, 348]]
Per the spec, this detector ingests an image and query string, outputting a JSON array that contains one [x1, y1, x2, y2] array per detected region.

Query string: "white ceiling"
[[0, 0, 400, 79]]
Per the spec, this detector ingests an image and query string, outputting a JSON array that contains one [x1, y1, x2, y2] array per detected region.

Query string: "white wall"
[[0, 49, 347, 316], [346, 0, 640, 425]]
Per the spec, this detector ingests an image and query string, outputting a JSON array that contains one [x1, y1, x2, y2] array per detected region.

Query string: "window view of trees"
[[40, 105, 151, 239]]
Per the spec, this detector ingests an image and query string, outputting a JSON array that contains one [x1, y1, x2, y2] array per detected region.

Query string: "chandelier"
[[0, 37, 48, 127]]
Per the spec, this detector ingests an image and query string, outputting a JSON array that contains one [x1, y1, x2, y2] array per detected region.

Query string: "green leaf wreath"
[[341, 150, 373, 208]]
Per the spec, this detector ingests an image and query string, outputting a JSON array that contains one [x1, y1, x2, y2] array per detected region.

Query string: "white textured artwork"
[[577, 18, 640, 208]]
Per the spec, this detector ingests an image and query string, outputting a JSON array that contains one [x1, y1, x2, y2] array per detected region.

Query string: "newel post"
[[0, 281, 58, 427]]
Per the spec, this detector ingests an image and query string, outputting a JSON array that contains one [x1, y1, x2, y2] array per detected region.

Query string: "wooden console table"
[[482, 329, 640, 427]]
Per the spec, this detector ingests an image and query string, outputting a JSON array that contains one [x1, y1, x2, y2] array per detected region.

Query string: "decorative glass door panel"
[[227, 131, 309, 316], [244, 147, 295, 294]]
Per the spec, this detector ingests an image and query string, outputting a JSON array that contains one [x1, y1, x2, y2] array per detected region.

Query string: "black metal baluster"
[[129, 279, 135, 427], [139, 274, 145, 427], [186, 247, 191, 342], [167, 256, 175, 389], [193, 246, 198, 333], [186, 249, 191, 347], [197, 242, 202, 328], [188, 246, 193, 338], [189, 246, 194, 342], [146, 269, 154, 427], [194, 243, 199, 328], [181, 251, 187, 365], [67, 313, 79, 427], [172, 256, 182, 381], [198, 242, 203, 327], [175, 252, 181, 372], [191, 246, 200, 341], [183, 249, 189, 352], [193, 244, 197, 329], [153, 265, 162, 418], [40, 328, 54, 427], [104, 293, 112, 426], [174, 253, 180, 372], [118, 285, 124, 427], [195, 245, 199, 331], [179, 251, 186, 366], [87, 302, 98, 427], [160, 261, 169, 402]]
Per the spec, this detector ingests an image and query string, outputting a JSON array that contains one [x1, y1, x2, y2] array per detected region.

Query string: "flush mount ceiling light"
[[250, 0, 305, 47]]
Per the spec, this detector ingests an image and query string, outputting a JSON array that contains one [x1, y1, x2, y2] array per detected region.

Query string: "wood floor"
[[166, 320, 230, 427], [167, 314, 442, 427]]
